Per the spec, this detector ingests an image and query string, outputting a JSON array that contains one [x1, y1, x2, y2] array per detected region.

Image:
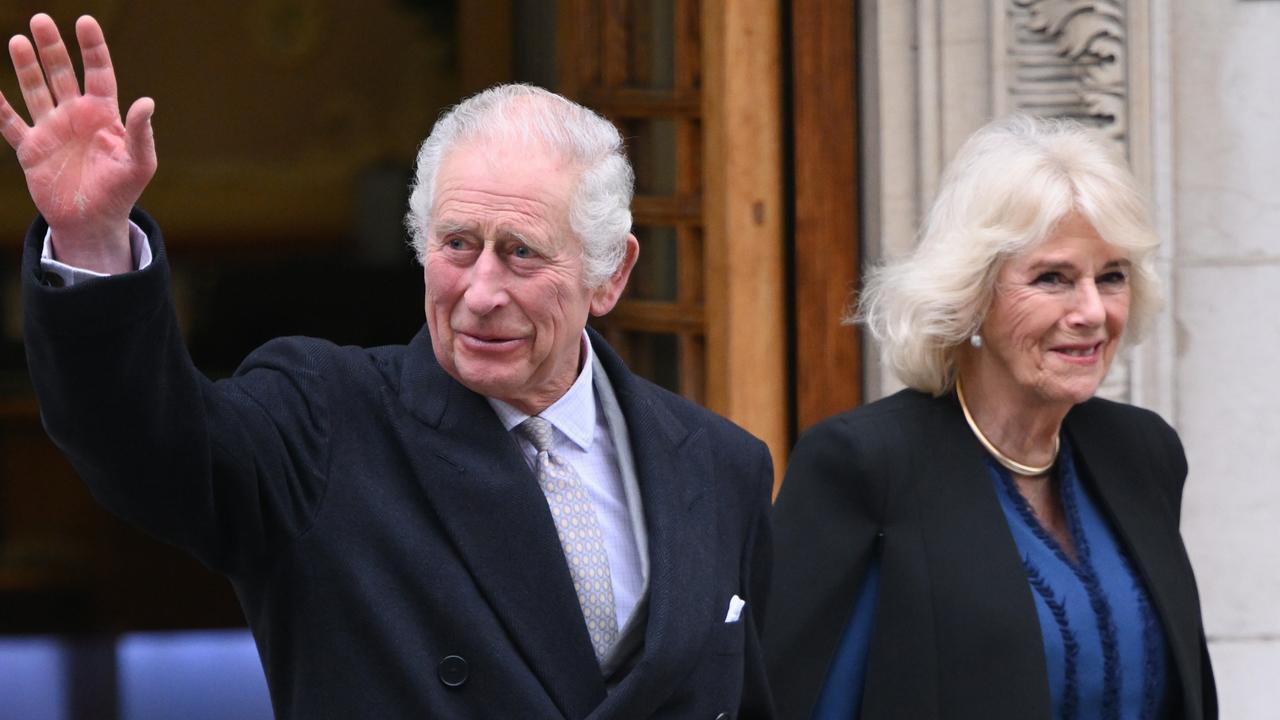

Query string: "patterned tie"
[[516, 416, 619, 661]]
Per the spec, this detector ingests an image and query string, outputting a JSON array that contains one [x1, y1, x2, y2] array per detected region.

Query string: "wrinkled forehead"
[[449, 127, 580, 171], [437, 134, 559, 187], [434, 136, 580, 202], [430, 143, 581, 249], [1008, 212, 1132, 269]]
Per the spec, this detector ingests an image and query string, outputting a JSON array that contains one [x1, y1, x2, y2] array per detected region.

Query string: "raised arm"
[[0, 14, 155, 274]]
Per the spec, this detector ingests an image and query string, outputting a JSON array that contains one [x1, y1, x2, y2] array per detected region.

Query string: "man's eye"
[[512, 245, 537, 259]]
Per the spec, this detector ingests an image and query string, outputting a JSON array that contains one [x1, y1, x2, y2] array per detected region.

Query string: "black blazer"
[[765, 389, 1216, 719], [22, 211, 775, 719]]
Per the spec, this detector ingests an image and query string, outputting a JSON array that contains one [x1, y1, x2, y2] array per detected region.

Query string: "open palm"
[[0, 14, 155, 272]]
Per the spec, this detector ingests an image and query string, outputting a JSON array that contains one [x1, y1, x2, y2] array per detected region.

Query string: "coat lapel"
[[389, 329, 605, 718], [585, 331, 716, 717], [900, 393, 1052, 717], [1065, 404, 1206, 718]]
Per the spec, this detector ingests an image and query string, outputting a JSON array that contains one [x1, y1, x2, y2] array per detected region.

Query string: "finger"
[[0, 89, 31, 149], [9, 34, 54, 120], [30, 14, 83, 105], [124, 97, 157, 173], [75, 15, 116, 102]]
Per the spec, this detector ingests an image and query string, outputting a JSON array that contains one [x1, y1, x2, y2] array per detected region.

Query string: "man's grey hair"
[[855, 113, 1163, 396], [405, 84, 634, 288]]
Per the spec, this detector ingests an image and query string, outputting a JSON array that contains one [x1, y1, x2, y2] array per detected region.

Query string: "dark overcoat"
[[22, 210, 775, 719]]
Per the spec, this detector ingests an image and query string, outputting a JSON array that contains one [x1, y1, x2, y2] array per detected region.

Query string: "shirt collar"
[[487, 330, 597, 452]]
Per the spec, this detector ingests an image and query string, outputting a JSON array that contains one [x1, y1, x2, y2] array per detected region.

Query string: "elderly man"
[[3, 14, 774, 719]]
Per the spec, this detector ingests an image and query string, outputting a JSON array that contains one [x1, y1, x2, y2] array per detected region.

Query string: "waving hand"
[[0, 14, 156, 274]]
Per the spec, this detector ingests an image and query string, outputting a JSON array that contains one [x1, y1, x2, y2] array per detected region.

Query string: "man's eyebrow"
[[501, 228, 533, 246], [431, 220, 472, 236], [428, 222, 547, 252], [490, 226, 552, 253]]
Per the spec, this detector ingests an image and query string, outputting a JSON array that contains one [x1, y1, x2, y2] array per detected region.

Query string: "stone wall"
[[1171, 1, 1280, 716]]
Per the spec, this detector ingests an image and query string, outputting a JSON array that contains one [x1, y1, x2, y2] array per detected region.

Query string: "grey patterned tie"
[[516, 416, 619, 661]]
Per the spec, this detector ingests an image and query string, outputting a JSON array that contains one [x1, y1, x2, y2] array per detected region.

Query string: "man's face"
[[422, 138, 636, 414]]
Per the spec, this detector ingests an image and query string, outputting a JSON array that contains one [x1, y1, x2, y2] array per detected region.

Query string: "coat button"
[[714, 714, 730, 720], [438, 655, 468, 688]]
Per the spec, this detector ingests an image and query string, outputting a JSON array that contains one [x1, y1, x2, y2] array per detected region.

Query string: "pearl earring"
[[969, 334, 983, 348]]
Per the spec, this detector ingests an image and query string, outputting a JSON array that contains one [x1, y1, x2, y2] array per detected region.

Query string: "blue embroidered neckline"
[[989, 437, 1163, 720]]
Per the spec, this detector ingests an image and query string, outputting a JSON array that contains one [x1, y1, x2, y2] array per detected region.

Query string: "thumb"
[[124, 97, 158, 175]]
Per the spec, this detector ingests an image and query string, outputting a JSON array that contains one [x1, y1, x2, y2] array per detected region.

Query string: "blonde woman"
[[766, 115, 1216, 720]]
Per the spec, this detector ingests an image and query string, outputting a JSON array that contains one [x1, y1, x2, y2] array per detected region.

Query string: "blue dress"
[[812, 439, 1169, 719]]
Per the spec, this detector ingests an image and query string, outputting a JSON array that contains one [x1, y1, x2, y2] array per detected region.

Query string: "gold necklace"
[[955, 375, 1059, 476]]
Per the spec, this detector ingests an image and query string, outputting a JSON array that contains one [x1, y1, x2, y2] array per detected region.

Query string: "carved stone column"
[[997, 0, 1129, 140], [995, 0, 1136, 403]]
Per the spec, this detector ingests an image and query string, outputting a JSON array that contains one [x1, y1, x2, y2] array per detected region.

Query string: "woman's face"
[[976, 213, 1132, 409]]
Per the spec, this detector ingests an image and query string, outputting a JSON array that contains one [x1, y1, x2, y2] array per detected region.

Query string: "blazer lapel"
[[389, 329, 605, 718], [585, 332, 716, 717], [900, 393, 1052, 717], [1065, 407, 1206, 718]]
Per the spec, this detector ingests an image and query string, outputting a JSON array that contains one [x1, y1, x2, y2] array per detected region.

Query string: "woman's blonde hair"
[[855, 114, 1161, 395]]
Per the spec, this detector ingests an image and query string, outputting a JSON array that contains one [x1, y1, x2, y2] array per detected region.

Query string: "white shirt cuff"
[[40, 221, 153, 287]]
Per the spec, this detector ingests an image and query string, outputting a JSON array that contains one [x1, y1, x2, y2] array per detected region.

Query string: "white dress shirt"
[[488, 335, 647, 632], [40, 222, 152, 286]]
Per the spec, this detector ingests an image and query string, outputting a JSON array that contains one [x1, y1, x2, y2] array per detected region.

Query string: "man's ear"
[[589, 234, 640, 316]]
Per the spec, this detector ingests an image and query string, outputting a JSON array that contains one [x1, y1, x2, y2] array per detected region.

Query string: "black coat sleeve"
[[22, 209, 334, 576], [765, 413, 889, 719], [1150, 414, 1219, 719], [1146, 410, 1218, 719], [739, 443, 777, 719]]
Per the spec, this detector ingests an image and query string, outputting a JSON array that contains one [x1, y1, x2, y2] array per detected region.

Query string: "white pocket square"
[[724, 594, 746, 623]]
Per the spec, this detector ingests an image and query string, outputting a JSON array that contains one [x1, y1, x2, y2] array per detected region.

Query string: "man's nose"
[[463, 248, 509, 315]]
